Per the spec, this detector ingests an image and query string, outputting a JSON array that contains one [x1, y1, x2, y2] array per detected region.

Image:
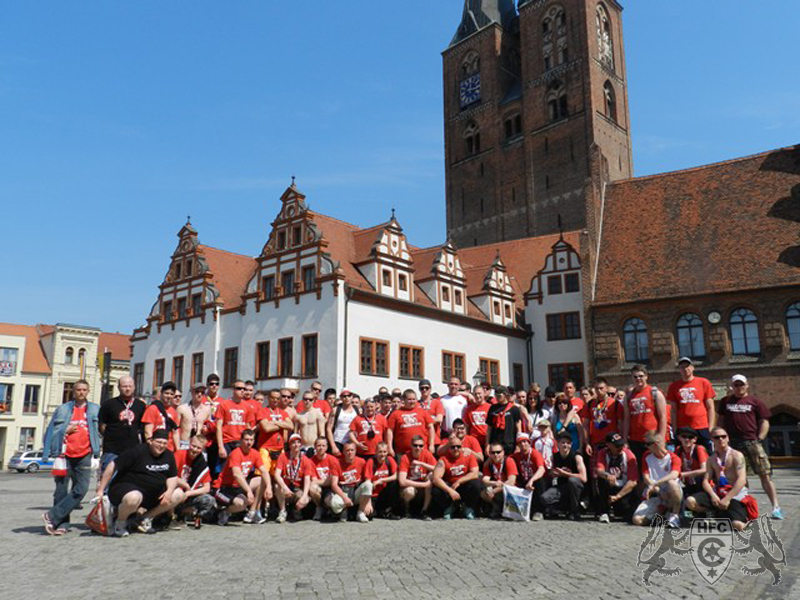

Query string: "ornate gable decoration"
[[260, 184, 323, 258], [526, 237, 581, 303], [357, 214, 415, 301], [370, 216, 412, 263], [432, 241, 466, 281], [470, 253, 516, 326], [419, 241, 468, 314]]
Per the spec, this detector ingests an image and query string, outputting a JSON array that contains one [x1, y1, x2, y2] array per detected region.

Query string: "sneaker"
[[276, 509, 288, 524], [421, 513, 433, 522], [54, 527, 68, 536], [599, 513, 610, 524], [254, 511, 267, 525], [356, 511, 369, 523], [292, 509, 303, 521], [339, 510, 348, 522], [665, 513, 681, 529], [217, 511, 230, 526], [313, 506, 324, 521], [464, 508, 476, 520], [42, 512, 56, 536], [136, 517, 156, 534], [443, 506, 454, 520], [532, 512, 543, 522], [771, 507, 784, 520], [243, 510, 256, 524], [113, 522, 129, 538], [580, 499, 589, 510]]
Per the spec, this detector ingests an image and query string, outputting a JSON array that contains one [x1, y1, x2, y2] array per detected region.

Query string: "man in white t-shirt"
[[632, 431, 682, 529], [440, 377, 467, 437]]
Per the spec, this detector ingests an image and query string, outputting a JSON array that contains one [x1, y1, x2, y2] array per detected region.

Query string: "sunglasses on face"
[[450, 445, 462, 449], [341, 394, 352, 398], [303, 397, 314, 402], [713, 434, 728, 440], [490, 450, 503, 455], [412, 444, 425, 448], [420, 386, 430, 390], [208, 382, 219, 386], [234, 387, 247, 391], [312, 387, 322, 392]]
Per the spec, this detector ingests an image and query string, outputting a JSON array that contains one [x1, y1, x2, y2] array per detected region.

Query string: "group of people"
[[40, 356, 785, 537]]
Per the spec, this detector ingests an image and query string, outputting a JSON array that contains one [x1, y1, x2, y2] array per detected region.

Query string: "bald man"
[[98, 376, 147, 472]]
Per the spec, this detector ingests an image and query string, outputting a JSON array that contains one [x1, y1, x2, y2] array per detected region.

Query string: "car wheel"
[[26, 463, 40, 473]]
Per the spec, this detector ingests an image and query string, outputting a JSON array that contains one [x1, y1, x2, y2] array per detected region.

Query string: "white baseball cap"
[[731, 374, 748, 385]]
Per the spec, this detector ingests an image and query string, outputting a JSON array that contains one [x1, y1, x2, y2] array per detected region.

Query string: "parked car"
[[7, 450, 54, 473]]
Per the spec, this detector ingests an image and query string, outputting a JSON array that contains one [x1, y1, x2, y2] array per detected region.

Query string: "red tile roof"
[[0, 323, 51, 374], [198, 245, 258, 309], [594, 146, 800, 305], [98, 332, 132, 361]]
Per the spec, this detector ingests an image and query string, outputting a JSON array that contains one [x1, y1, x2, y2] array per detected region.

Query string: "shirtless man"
[[685, 427, 753, 531], [279, 388, 298, 421], [294, 392, 326, 457], [176, 383, 212, 450]]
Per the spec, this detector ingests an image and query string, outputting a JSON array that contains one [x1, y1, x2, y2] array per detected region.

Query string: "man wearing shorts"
[[96, 430, 182, 536], [328, 441, 371, 522], [273, 433, 314, 523], [309, 437, 338, 520], [257, 389, 293, 475], [214, 429, 269, 525], [718, 374, 783, 519], [294, 392, 326, 456], [667, 357, 716, 452], [398, 434, 436, 519], [431, 433, 482, 520], [632, 432, 682, 529], [685, 427, 754, 531], [173, 434, 215, 528]]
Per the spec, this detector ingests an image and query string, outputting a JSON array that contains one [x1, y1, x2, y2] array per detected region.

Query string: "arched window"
[[546, 81, 568, 122], [786, 301, 800, 350], [730, 308, 761, 356], [623, 317, 648, 363], [461, 51, 480, 78], [65, 347, 74, 364], [464, 121, 481, 156], [676, 313, 705, 359], [542, 6, 567, 71], [603, 81, 617, 123], [596, 4, 614, 67]]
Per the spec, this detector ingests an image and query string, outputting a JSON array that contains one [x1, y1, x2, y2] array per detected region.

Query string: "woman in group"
[[527, 384, 552, 440], [553, 393, 585, 453]]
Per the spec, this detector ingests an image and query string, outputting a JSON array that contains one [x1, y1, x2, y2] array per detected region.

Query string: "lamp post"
[[472, 369, 486, 390]]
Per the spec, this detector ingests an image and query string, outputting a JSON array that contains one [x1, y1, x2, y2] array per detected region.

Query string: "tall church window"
[[786, 301, 800, 351], [546, 81, 568, 122], [623, 317, 648, 363], [464, 121, 480, 156], [596, 4, 614, 68], [542, 6, 568, 71], [730, 308, 760, 356], [603, 81, 617, 123], [676, 313, 705, 359]]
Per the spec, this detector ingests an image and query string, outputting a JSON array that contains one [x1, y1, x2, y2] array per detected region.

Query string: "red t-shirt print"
[[65, 404, 91, 458]]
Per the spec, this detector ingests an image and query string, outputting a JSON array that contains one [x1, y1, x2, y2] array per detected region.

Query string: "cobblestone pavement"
[[1, 469, 798, 600]]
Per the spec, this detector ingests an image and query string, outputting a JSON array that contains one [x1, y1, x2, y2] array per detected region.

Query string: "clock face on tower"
[[459, 73, 481, 108]]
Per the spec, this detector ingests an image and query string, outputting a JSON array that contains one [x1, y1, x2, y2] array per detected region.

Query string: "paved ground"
[[1, 469, 798, 600]]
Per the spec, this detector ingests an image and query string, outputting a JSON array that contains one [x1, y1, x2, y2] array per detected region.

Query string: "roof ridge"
[[197, 244, 257, 261], [612, 145, 796, 185], [307, 211, 362, 230]]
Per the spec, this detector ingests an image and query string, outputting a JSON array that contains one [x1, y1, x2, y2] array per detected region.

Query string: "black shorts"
[[689, 491, 748, 523], [108, 483, 162, 510], [215, 485, 247, 506]]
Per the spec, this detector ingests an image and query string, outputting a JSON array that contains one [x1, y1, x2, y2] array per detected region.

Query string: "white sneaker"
[[276, 510, 287, 524], [243, 510, 256, 524], [113, 522, 129, 537], [665, 513, 681, 529], [532, 512, 543, 522], [599, 513, 610, 524], [356, 511, 369, 523], [313, 506, 324, 521]]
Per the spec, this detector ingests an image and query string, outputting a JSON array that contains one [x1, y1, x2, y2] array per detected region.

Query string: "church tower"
[[443, 0, 633, 247]]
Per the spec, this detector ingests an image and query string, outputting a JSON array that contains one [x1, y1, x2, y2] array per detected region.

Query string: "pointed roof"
[[198, 245, 258, 308], [98, 332, 132, 361], [450, 0, 517, 47], [0, 323, 51, 374]]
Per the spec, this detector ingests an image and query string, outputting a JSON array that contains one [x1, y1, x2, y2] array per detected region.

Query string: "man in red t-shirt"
[[480, 443, 518, 517], [674, 427, 708, 498], [563, 380, 584, 412], [143, 381, 180, 452], [328, 441, 371, 522], [363, 441, 399, 519], [512, 433, 546, 492], [418, 379, 445, 447], [667, 357, 716, 452], [348, 397, 387, 459], [398, 434, 437, 519], [623, 365, 667, 464], [273, 433, 313, 523], [308, 381, 332, 418], [463, 386, 491, 447], [386, 389, 435, 457], [214, 429, 269, 525], [431, 434, 482, 519], [173, 434, 216, 527], [257, 389, 293, 475], [437, 419, 484, 463], [215, 380, 257, 462], [309, 437, 339, 520]]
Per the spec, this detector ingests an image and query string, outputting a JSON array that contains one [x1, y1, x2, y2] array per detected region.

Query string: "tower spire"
[[450, 0, 516, 47]]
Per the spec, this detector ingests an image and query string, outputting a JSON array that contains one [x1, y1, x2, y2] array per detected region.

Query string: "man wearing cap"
[[632, 431, 682, 529], [512, 432, 546, 496], [96, 430, 182, 536], [418, 379, 445, 447], [273, 433, 314, 523], [667, 358, 716, 453], [674, 426, 708, 501], [176, 383, 212, 450], [540, 431, 587, 521], [440, 377, 468, 438], [595, 433, 638, 523], [719, 375, 783, 519]]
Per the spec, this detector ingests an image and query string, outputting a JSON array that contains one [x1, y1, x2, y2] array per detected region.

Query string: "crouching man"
[[214, 429, 270, 525], [632, 431, 682, 529], [96, 430, 183, 536], [328, 441, 372, 522], [173, 434, 215, 528], [273, 433, 313, 523], [431, 434, 482, 520], [480, 443, 518, 518]]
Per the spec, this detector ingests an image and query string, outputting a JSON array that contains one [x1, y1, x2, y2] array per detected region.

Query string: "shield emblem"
[[691, 519, 734, 584]]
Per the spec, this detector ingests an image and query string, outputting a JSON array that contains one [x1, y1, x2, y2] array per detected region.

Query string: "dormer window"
[[493, 301, 501, 316], [398, 273, 408, 291], [277, 231, 287, 250], [382, 270, 392, 287], [454, 289, 463, 306], [185, 259, 192, 277], [292, 226, 302, 246], [174, 263, 182, 280], [442, 286, 450, 303]]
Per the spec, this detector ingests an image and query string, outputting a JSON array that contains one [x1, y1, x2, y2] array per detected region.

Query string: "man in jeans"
[[42, 379, 101, 535]]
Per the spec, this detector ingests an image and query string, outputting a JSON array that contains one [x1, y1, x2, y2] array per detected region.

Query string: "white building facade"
[[131, 185, 589, 398]]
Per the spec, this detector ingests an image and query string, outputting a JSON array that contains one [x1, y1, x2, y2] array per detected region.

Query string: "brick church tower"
[[443, 0, 633, 247]]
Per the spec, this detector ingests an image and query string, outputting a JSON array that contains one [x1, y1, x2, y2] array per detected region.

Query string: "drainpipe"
[[525, 323, 534, 386], [213, 305, 221, 375], [342, 284, 353, 389], [591, 181, 607, 303]]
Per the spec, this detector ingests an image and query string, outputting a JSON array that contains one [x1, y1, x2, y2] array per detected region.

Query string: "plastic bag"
[[502, 484, 533, 521], [52, 456, 68, 478], [85, 496, 114, 536]]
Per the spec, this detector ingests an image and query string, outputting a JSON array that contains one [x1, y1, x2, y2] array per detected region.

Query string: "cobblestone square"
[[2, 469, 798, 599]]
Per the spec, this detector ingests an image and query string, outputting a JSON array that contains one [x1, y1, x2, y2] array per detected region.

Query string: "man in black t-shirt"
[[98, 376, 146, 472], [485, 386, 522, 456], [540, 431, 587, 520], [96, 431, 182, 536]]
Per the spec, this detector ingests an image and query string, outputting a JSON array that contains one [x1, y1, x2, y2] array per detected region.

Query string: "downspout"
[[213, 305, 221, 375], [591, 181, 607, 303], [525, 323, 534, 386], [342, 284, 354, 389]]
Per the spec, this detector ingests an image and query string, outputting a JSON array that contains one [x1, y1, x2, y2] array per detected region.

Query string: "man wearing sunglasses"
[[480, 443, 518, 518], [310, 382, 332, 418], [431, 433, 482, 519], [418, 379, 445, 448], [215, 380, 257, 465], [398, 434, 436, 519], [294, 392, 326, 457], [718, 374, 783, 519], [623, 365, 667, 465]]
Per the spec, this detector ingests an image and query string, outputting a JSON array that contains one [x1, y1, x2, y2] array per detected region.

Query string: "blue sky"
[[4, 1, 799, 334]]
